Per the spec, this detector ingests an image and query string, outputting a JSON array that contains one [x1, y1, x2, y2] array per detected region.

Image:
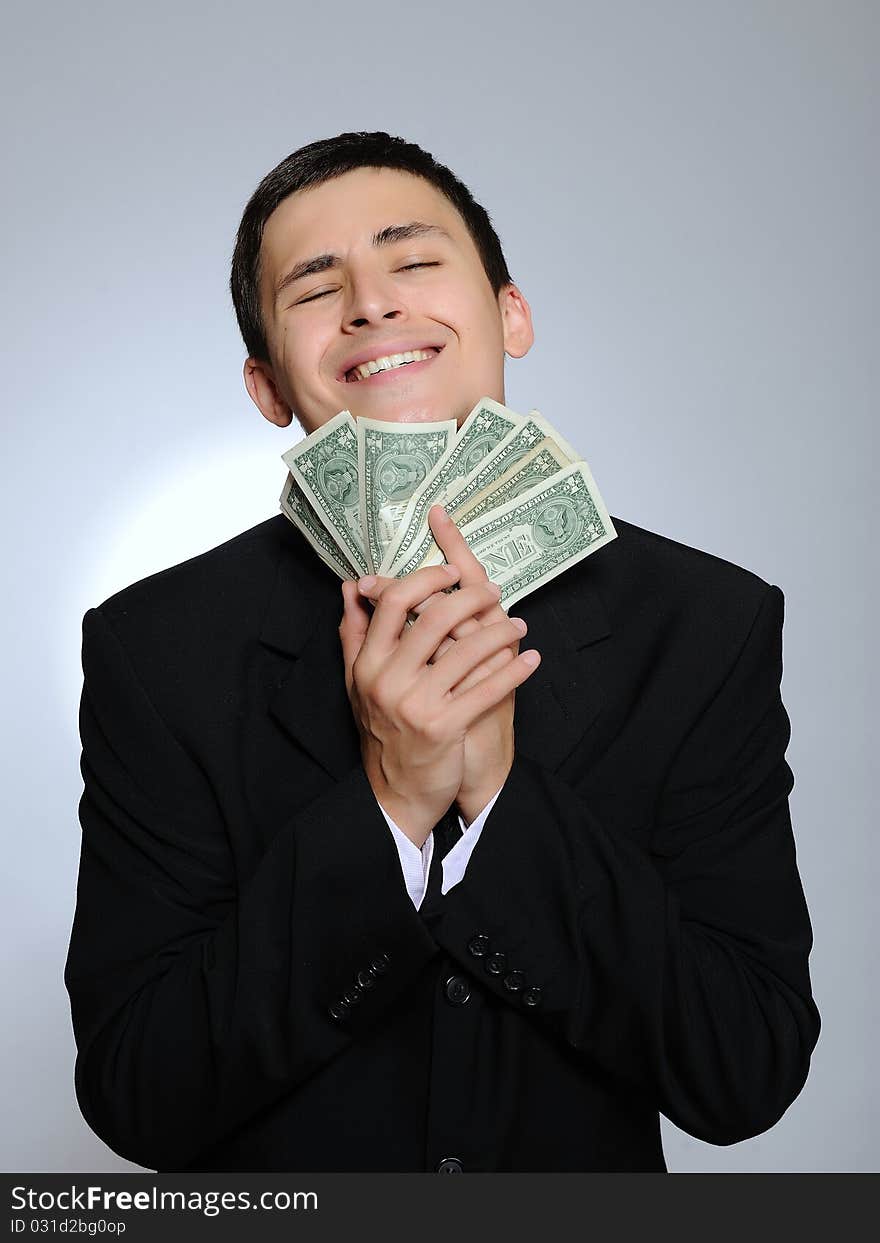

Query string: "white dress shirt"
[[376, 784, 506, 909]]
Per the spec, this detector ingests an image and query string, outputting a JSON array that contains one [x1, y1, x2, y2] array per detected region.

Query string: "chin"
[[350, 401, 443, 425]]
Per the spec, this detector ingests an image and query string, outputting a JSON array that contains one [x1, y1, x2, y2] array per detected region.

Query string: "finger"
[[428, 505, 493, 592], [358, 574, 464, 622], [439, 638, 517, 691], [359, 558, 503, 638], [414, 599, 485, 646], [358, 573, 485, 663], [357, 573, 424, 637], [428, 507, 513, 635], [356, 566, 459, 619], [418, 591, 517, 659], [444, 647, 542, 734], [358, 563, 515, 666], [358, 563, 461, 662], [428, 634, 457, 662], [338, 580, 372, 694], [356, 573, 395, 600], [391, 582, 504, 681], [429, 617, 528, 696], [421, 591, 519, 655], [434, 613, 525, 689]]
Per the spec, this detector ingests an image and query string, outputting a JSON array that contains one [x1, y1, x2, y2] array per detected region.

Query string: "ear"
[[243, 357, 294, 428], [499, 283, 535, 360]]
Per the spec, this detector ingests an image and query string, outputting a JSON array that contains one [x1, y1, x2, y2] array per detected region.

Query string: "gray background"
[[1, 0, 875, 1172]]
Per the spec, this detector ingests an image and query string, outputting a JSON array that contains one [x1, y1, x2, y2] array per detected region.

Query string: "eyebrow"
[[273, 221, 453, 301]]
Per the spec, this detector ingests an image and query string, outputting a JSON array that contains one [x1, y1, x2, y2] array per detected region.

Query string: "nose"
[[343, 264, 408, 329]]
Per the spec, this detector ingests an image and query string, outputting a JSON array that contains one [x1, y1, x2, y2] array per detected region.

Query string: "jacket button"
[[369, 957, 389, 978], [503, 970, 525, 993], [467, 933, 491, 958], [328, 1001, 349, 1022], [444, 974, 471, 1006], [522, 985, 542, 1008], [437, 1157, 463, 1172], [342, 987, 362, 1006], [485, 951, 507, 976], [356, 968, 376, 990]]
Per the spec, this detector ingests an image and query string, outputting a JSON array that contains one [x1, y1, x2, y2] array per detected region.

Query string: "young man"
[[65, 132, 820, 1173]]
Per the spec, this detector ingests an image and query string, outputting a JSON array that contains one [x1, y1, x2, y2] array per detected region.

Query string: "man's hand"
[[354, 506, 541, 826], [338, 553, 539, 847]]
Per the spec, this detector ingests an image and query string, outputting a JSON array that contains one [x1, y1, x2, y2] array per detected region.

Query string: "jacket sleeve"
[[64, 605, 441, 1171], [422, 584, 821, 1146]]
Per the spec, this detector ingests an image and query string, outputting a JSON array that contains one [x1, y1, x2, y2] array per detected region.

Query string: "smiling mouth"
[[344, 346, 443, 383]]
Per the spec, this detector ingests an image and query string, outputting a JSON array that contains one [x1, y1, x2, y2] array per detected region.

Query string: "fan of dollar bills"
[[278, 396, 617, 613]]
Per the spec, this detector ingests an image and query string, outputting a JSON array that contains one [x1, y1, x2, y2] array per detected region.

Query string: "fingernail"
[[442, 563, 459, 576], [358, 575, 376, 591], [521, 650, 540, 666], [512, 617, 527, 634], [432, 505, 450, 522]]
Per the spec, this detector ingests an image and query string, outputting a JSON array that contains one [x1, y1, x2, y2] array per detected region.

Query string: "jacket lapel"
[[259, 536, 363, 780], [260, 524, 614, 781], [512, 565, 612, 771]]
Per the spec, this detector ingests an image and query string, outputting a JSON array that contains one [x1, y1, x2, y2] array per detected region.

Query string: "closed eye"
[[298, 289, 334, 304], [297, 262, 440, 304]]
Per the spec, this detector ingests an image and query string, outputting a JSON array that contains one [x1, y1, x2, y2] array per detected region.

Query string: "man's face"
[[244, 167, 533, 434]]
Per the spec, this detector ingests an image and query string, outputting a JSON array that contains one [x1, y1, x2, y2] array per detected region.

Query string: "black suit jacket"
[[64, 512, 820, 1172]]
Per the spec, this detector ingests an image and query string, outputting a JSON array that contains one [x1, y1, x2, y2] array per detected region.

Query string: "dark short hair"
[[230, 131, 514, 362]]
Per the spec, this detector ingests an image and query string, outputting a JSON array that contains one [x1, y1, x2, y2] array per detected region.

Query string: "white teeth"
[[351, 348, 436, 381]]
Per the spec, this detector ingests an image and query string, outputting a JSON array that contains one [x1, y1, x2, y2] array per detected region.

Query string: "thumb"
[[338, 580, 371, 695]]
